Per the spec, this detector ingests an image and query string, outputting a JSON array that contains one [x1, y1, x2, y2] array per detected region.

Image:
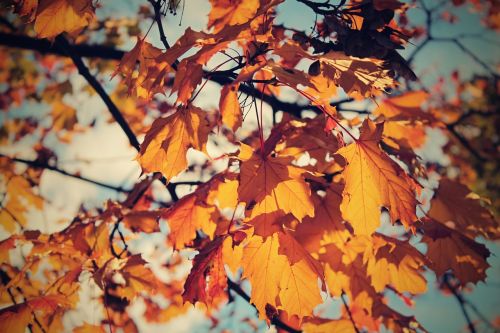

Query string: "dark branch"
[[341, 291, 361, 333], [443, 274, 477, 333], [54, 35, 141, 151], [0, 32, 352, 118], [0, 153, 129, 192], [227, 279, 302, 333], [0, 31, 125, 60]]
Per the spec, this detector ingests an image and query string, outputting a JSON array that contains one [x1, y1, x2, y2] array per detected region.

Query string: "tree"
[[0, 0, 498, 332]]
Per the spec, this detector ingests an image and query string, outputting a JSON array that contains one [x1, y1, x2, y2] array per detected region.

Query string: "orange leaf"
[[422, 220, 490, 284], [34, 0, 95, 39], [0, 304, 31, 333], [208, 0, 260, 33], [138, 105, 210, 180], [238, 144, 314, 237], [428, 178, 499, 239], [183, 236, 227, 306], [338, 119, 419, 235], [162, 193, 217, 249], [220, 83, 242, 132], [241, 231, 323, 320]]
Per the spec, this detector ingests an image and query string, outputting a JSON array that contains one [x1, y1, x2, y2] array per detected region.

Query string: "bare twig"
[[443, 274, 477, 333], [341, 291, 361, 333], [227, 279, 302, 333]]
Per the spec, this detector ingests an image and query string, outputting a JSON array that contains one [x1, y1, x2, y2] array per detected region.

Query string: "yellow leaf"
[[303, 319, 356, 333], [220, 83, 242, 132], [241, 231, 323, 319], [138, 105, 210, 180], [51, 100, 77, 131], [294, 185, 348, 253], [338, 119, 418, 235], [162, 193, 217, 249], [277, 231, 324, 319], [238, 144, 314, 237], [34, 0, 95, 39], [208, 0, 260, 33], [73, 323, 106, 333], [0, 305, 31, 333], [241, 232, 284, 317], [365, 235, 427, 294]]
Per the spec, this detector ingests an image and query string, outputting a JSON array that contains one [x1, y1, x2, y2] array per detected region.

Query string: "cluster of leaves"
[[0, 0, 498, 333]]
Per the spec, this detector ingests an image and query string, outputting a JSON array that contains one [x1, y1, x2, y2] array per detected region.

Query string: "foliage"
[[0, 0, 499, 332]]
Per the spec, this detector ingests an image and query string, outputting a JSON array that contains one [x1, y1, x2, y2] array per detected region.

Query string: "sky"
[[1, 0, 499, 332]]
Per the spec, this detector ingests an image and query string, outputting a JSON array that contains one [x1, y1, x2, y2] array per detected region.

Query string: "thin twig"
[[55, 35, 141, 151], [443, 274, 477, 333], [341, 291, 361, 333], [227, 279, 302, 333]]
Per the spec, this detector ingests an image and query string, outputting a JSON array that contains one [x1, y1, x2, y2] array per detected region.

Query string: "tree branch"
[[227, 279, 302, 333], [443, 274, 477, 333], [0, 31, 352, 118], [54, 35, 141, 151], [0, 153, 129, 192], [341, 291, 361, 333]]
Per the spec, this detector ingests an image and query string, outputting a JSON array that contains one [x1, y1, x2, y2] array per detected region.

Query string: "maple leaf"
[[0, 175, 43, 232], [138, 105, 211, 180], [374, 91, 434, 123], [122, 210, 160, 233], [73, 323, 106, 333], [0, 304, 31, 333], [112, 38, 165, 98], [428, 178, 499, 239], [365, 235, 427, 294], [241, 231, 323, 320], [162, 192, 218, 249], [171, 59, 204, 105], [302, 318, 357, 333], [219, 83, 243, 132], [51, 100, 77, 131], [319, 52, 395, 98], [238, 143, 314, 236], [421, 220, 491, 284], [208, 0, 260, 33], [294, 184, 349, 253], [183, 236, 227, 306], [338, 119, 419, 235], [34, 0, 95, 39]]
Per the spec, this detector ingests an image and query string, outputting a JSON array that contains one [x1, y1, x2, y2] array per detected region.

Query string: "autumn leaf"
[[238, 143, 314, 236], [241, 231, 323, 320], [171, 59, 204, 105], [34, 0, 95, 39], [183, 236, 227, 306], [219, 83, 242, 132], [0, 175, 43, 232], [162, 192, 218, 249], [421, 219, 491, 284], [0, 304, 31, 333], [365, 235, 427, 294], [138, 105, 211, 180], [122, 210, 160, 233], [51, 100, 77, 131], [208, 0, 260, 33], [294, 184, 349, 253], [428, 178, 499, 239], [374, 91, 433, 123], [303, 318, 357, 333], [338, 119, 419, 235]]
